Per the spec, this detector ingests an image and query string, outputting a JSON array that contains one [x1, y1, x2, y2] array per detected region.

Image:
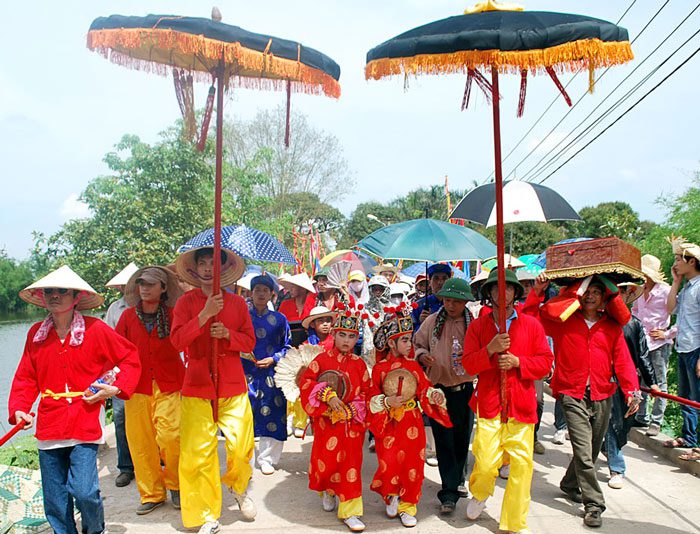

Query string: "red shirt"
[[171, 288, 256, 400], [278, 293, 316, 322], [464, 312, 553, 423], [8, 317, 140, 441], [526, 292, 640, 401], [115, 307, 184, 395]]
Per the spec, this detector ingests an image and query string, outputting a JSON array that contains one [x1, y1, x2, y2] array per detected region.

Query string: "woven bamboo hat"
[[175, 247, 245, 288], [640, 254, 667, 285], [20, 265, 104, 310]]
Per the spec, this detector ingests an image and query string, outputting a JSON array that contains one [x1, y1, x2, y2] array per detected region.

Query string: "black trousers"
[[428, 383, 475, 504]]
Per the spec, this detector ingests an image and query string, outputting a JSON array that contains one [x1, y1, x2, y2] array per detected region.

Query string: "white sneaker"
[[399, 512, 417, 528], [233, 492, 257, 520], [426, 456, 438, 467], [466, 496, 487, 520], [512, 529, 532, 534], [498, 464, 510, 479], [368, 436, 375, 452], [552, 429, 567, 445], [293, 427, 305, 438], [197, 521, 220, 534], [343, 516, 366, 532], [259, 462, 275, 475], [322, 491, 336, 512], [608, 472, 624, 489], [385, 495, 399, 518]]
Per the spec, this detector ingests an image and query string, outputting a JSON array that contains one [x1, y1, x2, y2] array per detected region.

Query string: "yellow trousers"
[[469, 417, 534, 532], [125, 382, 181, 503], [337, 497, 363, 519], [179, 394, 254, 528], [290, 399, 308, 430]]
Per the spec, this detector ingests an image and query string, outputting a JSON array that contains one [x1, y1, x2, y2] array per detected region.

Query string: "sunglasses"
[[42, 288, 70, 296]]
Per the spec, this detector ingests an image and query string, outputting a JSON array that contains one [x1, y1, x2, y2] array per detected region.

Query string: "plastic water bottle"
[[85, 367, 120, 396], [451, 338, 465, 376]]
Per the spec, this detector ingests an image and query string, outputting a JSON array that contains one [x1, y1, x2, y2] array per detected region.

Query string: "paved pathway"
[[98, 397, 700, 533]]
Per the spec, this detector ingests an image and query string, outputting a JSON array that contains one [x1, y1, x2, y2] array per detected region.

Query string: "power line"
[[522, 6, 700, 182], [537, 43, 700, 184], [504, 0, 672, 184], [478, 0, 639, 184]]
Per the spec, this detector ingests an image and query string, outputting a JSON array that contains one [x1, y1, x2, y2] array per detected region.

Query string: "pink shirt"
[[632, 283, 673, 351]]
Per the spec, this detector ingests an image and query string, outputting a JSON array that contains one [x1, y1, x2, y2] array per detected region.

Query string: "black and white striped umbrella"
[[451, 181, 581, 228]]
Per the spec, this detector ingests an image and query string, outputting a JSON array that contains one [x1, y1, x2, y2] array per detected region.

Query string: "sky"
[[0, 1, 698, 259]]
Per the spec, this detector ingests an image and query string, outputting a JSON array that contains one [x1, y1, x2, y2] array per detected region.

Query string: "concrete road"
[[98, 397, 700, 533]]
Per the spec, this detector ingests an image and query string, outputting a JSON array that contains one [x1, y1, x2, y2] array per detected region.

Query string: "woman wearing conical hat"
[[115, 266, 184, 515], [8, 265, 141, 534]]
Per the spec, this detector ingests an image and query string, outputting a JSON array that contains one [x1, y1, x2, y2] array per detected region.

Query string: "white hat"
[[470, 270, 489, 287], [105, 262, 139, 288], [485, 254, 526, 269], [640, 254, 667, 285], [20, 265, 104, 310], [175, 247, 245, 288], [368, 275, 390, 288], [279, 272, 317, 294], [302, 306, 337, 329], [236, 273, 256, 291], [390, 281, 411, 296], [124, 266, 183, 307], [516, 270, 537, 282]]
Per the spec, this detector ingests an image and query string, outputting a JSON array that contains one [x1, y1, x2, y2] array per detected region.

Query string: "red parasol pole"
[[491, 66, 508, 422], [641, 387, 700, 410], [0, 412, 34, 447], [210, 58, 225, 423]]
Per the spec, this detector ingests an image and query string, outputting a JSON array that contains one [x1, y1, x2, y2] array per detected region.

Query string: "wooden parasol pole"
[[491, 66, 508, 422], [211, 58, 225, 423]]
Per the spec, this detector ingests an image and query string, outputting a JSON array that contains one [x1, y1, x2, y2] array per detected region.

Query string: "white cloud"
[[60, 193, 90, 220]]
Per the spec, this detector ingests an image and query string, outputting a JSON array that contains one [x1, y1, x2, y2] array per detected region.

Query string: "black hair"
[[194, 248, 228, 264]]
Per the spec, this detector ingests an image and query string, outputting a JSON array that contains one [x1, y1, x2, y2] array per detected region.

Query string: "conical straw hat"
[[124, 266, 183, 307], [20, 265, 104, 310], [175, 247, 245, 288], [280, 272, 317, 294], [105, 262, 139, 288]]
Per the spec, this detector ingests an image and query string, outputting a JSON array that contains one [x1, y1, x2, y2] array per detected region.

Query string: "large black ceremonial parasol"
[[366, 0, 633, 419]]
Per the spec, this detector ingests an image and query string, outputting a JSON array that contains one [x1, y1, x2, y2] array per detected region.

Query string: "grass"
[[0, 435, 39, 469]]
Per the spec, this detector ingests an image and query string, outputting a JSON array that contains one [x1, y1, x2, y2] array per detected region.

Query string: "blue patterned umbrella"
[[401, 262, 469, 280], [178, 225, 297, 265]]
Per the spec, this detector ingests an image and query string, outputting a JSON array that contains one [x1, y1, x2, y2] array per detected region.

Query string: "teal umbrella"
[[357, 219, 495, 262]]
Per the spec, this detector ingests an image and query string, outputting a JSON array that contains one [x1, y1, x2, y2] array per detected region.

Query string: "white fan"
[[274, 344, 324, 402], [325, 260, 352, 290]]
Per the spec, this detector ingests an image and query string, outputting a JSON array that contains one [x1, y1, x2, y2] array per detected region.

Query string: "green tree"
[[576, 201, 657, 242], [0, 251, 34, 314], [338, 202, 402, 249], [41, 127, 278, 292]]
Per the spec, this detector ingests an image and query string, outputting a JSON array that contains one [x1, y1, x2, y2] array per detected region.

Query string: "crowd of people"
[[6, 235, 700, 534]]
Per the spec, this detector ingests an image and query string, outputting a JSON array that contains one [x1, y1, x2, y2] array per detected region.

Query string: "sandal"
[[679, 449, 700, 461], [662, 437, 688, 448]]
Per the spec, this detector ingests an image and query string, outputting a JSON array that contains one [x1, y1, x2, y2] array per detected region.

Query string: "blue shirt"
[[675, 276, 700, 353], [411, 294, 442, 328]]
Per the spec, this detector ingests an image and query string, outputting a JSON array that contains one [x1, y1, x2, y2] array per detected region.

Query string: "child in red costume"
[[368, 303, 450, 528], [299, 303, 370, 532]]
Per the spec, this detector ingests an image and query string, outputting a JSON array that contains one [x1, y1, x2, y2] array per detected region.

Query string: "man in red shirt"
[[172, 247, 256, 534], [463, 269, 553, 534], [10, 265, 140, 534], [528, 274, 640, 528], [116, 266, 184, 514]]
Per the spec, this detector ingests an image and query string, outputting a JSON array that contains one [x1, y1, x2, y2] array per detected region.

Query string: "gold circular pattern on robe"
[[317, 459, 326, 473], [382, 368, 418, 399], [348, 430, 359, 438], [331, 473, 341, 483], [336, 450, 347, 463], [383, 436, 396, 449], [346, 468, 358, 483], [379, 459, 388, 473], [309, 360, 320, 373], [266, 422, 277, 432], [391, 475, 400, 485], [419, 449, 426, 461], [261, 406, 271, 416], [371, 480, 381, 489], [326, 436, 338, 451], [319, 418, 327, 430], [397, 450, 406, 463], [408, 468, 418, 482], [407, 426, 419, 440]]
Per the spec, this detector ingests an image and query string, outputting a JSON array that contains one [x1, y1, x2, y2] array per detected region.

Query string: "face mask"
[[349, 281, 363, 292]]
